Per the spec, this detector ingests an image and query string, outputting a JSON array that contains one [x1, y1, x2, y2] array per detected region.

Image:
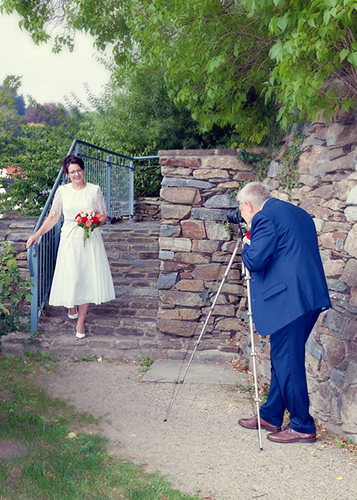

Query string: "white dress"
[[48, 182, 115, 308]]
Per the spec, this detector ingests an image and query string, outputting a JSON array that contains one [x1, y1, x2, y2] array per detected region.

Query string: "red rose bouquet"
[[75, 209, 101, 246]]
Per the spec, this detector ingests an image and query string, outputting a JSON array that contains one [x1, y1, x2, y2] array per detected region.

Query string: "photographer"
[[232, 182, 331, 444]]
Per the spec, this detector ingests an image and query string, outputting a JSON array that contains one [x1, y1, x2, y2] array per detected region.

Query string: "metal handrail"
[[27, 139, 159, 332]]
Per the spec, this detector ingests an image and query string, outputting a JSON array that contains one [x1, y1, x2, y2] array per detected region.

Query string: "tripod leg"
[[243, 264, 263, 451], [164, 238, 241, 421]]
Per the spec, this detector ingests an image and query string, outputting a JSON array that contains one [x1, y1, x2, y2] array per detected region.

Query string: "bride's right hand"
[[26, 235, 39, 249]]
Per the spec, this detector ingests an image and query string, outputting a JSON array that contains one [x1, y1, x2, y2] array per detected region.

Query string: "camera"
[[227, 208, 244, 224], [227, 208, 247, 242]]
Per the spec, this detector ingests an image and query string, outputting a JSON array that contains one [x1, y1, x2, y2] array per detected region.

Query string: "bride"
[[26, 154, 115, 338]]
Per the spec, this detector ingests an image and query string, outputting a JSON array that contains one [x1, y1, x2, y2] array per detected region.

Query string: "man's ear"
[[246, 201, 254, 214]]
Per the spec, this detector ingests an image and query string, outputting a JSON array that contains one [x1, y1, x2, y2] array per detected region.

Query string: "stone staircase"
[[3, 221, 163, 360], [2, 219, 237, 363]]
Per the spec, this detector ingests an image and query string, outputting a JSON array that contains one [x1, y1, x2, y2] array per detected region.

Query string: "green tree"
[[0, 75, 23, 138], [78, 67, 238, 196], [0, 242, 32, 339], [63, 1, 274, 143], [14, 92, 26, 116], [0, 100, 85, 216], [80, 67, 235, 155], [3, 0, 357, 138], [244, 0, 357, 128]]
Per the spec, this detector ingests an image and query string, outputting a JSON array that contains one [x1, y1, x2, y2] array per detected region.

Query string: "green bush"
[[134, 166, 162, 197], [0, 242, 32, 340]]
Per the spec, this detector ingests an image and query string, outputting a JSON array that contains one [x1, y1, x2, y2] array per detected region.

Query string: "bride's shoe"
[[68, 308, 78, 319]]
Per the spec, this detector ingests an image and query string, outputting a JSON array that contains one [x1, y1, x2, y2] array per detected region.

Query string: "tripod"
[[164, 233, 263, 450], [241, 260, 263, 451]]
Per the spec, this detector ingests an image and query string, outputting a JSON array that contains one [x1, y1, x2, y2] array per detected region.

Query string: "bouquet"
[[75, 209, 101, 246]]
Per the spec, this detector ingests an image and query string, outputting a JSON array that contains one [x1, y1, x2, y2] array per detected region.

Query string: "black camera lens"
[[227, 208, 243, 224]]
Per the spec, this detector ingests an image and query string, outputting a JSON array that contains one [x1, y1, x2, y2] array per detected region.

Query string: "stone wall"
[[288, 117, 357, 435], [157, 124, 357, 435], [0, 218, 35, 284], [0, 218, 36, 318], [134, 197, 161, 221], [157, 150, 255, 357]]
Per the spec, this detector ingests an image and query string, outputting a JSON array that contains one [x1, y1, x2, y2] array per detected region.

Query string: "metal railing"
[[27, 139, 159, 332]]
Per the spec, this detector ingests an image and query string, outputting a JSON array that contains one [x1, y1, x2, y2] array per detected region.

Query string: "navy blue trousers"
[[259, 309, 321, 434]]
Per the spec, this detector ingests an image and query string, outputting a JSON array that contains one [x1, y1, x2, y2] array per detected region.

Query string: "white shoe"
[[68, 313, 78, 319], [76, 331, 85, 339]]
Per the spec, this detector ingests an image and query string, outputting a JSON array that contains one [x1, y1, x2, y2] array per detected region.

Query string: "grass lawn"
[[0, 352, 202, 500]]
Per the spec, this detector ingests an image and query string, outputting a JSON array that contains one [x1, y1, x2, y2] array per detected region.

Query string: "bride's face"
[[67, 163, 85, 183]]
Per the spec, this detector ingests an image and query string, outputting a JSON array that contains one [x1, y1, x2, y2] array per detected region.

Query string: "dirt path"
[[41, 359, 357, 500]]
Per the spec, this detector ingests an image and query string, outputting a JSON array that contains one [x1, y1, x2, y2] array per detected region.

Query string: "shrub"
[[0, 242, 32, 342]]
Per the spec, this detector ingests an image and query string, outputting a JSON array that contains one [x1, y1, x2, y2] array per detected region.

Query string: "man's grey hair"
[[237, 182, 271, 209]]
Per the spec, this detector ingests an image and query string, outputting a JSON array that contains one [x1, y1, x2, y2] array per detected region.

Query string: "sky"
[[0, 12, 112, 108]]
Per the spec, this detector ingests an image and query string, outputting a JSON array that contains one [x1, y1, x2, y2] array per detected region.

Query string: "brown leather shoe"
[[238, 415, 281, 432], [267, 427, 317, 443]]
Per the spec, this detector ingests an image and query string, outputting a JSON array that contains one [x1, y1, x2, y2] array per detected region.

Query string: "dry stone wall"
[[0, 218, 35, 290], [158, 121, 357, 435], [157, 150, 255, 358], [0, 218, 36, 320], [133, 197, 160, 221], [290, 117, 357, 435]]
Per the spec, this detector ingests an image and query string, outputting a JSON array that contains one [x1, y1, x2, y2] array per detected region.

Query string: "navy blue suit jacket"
[[241, 198, 331, 336]]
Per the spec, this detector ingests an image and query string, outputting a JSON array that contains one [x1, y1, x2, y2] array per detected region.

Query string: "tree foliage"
[[14, 93, 26, 116], [79, 68, 238, 196], [244, 0, 357, 128], [117, 1, 274, 141], [0, 242, 32, 337], [80, 68, 236, 156], [2, 0, 357, 140], [0, 75, 23, 137], [22, 101, 69, 125], [0, 99, 85, 216]]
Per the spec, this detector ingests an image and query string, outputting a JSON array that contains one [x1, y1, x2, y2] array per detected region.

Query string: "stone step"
[[1, 217, 239, 365], [36, 304, 159, 336], [2, 330, 237, 364], [35, 221, 162, 341]]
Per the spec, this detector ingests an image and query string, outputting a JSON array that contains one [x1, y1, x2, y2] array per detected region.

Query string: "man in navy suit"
[[237, 182, 331, 443]]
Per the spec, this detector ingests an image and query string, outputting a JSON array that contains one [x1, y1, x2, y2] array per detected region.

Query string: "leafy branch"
[[0, 242, 32, 340], [279, 134, 304, 193]]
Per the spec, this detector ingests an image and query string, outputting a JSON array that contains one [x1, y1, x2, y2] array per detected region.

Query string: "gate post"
[[129, 160, 134, 222], [27, 245, 39, 333], [106, 154, 112, 224]]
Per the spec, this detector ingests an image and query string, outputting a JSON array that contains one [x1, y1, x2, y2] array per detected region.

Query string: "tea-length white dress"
[[48, 182, 115, 308]]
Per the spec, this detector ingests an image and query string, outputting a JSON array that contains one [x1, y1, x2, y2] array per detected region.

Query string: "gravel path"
[[41, 359, 357, 500]]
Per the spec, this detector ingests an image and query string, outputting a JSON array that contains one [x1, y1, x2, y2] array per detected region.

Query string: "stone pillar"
[[157, 149, 255, 356]]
